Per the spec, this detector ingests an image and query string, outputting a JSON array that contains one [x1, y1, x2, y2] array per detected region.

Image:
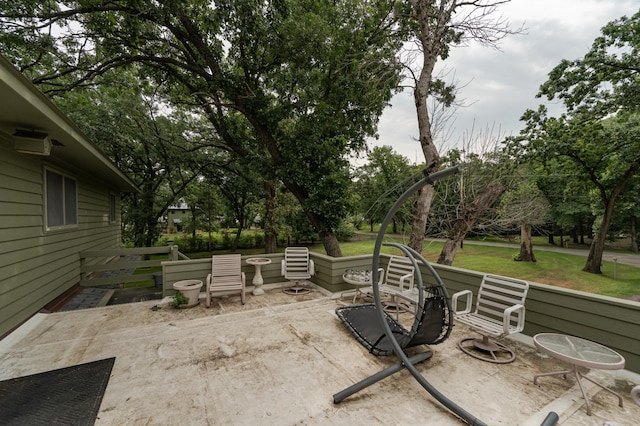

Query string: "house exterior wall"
[[0, 142, 122, 336]]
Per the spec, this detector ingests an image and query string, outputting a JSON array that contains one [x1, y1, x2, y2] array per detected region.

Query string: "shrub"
[[335, 221, 356, 242]]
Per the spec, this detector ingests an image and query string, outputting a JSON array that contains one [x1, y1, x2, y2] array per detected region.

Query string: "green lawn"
[[152, 231, 640, 300], [311, 237, 640, 300]]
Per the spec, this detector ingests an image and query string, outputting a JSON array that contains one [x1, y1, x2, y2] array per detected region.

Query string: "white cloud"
[[369, 0, 639, 164]]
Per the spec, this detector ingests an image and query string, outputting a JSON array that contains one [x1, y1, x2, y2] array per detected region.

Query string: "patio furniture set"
[[172, 165, 628, 423], [172, 246, 315, 307], [332, 166, 628, 424]]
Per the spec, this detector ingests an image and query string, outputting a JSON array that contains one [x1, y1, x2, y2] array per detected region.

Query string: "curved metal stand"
[[333, 166, 487, 426]]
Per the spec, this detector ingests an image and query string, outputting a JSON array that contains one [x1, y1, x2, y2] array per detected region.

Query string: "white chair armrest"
[[452, 290, 473, 315], [241, 272, 246, 286], [503, 304, 525, 334], [399, 274, 414, 291], [206, 274, 212, 287], [377, 268, 385, 284], [309, 259, 315, 276], [281, 260, 285, 276]]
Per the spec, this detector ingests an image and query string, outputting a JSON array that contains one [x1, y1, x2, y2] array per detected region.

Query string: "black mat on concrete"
[[0, 357, 115, 426]]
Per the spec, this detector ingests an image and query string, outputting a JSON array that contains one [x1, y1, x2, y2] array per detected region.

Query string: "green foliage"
[[538, 11, 640, 116], [513, 12, 640, 273], [160, 230, 267, 253], [0, 0, 406, 256], [334, 221, 356, 242], [170, 291, 189, 309], [353, 146, 414, 233]]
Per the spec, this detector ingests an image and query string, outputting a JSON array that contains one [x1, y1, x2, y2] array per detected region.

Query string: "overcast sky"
[[367, 0, 639, 164]]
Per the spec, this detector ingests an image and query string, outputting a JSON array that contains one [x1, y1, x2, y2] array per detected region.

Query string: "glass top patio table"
[[533, 333, 625, 370], [533, 333, 625, 416]]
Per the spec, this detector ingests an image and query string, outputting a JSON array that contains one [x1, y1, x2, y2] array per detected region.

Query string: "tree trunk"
[[583, 232, 606, 274], [263, 180, 277, 253], [407, 1, 448, 253], [582, 180, 628, 273], [518, 223, 536, 262], [283, 182, 343, 256], [438, 181, 506, 265], [631, 219, 638, 252], [409, 184, 436, 253], [319, 230, 342, 257]]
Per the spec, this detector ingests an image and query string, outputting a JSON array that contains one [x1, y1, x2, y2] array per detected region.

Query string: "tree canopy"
[[0, 0, 405, 256], [515, 11, 640, 273]]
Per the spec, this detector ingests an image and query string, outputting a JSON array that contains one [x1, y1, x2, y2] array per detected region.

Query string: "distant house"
[[166, 202, 190, 233], [0, 55, 138, 337]]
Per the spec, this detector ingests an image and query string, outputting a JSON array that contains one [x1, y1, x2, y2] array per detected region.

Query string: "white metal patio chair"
[[452, 274, 529, 363], [377, 255, 415, 318], [281, 247, 314, 295]]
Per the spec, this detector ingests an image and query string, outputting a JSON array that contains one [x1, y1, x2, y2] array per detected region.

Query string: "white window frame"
[[44, 167, 78, 231]]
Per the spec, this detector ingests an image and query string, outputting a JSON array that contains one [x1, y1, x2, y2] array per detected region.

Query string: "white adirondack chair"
[[205, 254, 246, 307]]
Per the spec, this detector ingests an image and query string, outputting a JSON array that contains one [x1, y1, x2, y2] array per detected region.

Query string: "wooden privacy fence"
[[80, 246, 185, 287]]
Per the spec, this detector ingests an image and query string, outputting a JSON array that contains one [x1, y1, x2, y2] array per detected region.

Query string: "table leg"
[[572, 368, 593, 416], [535, 365, 624, 416], [533, 368, 572, 385], [578, 371, 624, 410]]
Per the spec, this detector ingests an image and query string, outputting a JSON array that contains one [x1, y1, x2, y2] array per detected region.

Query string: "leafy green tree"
[[538, 12, 640, 117], [613, 177, 640, 252], [53, 74, 218, 247], [519, 110, 640, 274], [519, 12, 640, 274], [497, 166, 550, 263], [202, 162, 264, 252], [528, 157, 592, 246], [0, 0, 404, 257], [354, 146, 413, 234]]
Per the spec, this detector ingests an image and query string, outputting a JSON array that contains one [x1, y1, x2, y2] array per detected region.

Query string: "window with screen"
[[45, 168, 78, 229]]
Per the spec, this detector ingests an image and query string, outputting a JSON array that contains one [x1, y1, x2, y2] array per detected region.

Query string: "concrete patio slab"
[[1, 286, 639, 425]]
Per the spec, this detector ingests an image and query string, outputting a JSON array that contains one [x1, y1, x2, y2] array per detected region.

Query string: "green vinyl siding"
[[0, 143, 123, 336]]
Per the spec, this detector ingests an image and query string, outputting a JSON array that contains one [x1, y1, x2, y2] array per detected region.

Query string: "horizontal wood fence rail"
[[79, 246, 185, 287]]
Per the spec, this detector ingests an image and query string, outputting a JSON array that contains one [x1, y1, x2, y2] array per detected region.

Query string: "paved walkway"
[[447, 239, 640, 268], [357, 233, 640, 268]]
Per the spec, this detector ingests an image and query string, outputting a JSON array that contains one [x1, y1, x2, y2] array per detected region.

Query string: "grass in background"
[[317, 237, 640, 300], [157, 230, 639, 299]]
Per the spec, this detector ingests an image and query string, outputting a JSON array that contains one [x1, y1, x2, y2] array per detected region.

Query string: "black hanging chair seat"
[[335, 290, 446, 356]]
